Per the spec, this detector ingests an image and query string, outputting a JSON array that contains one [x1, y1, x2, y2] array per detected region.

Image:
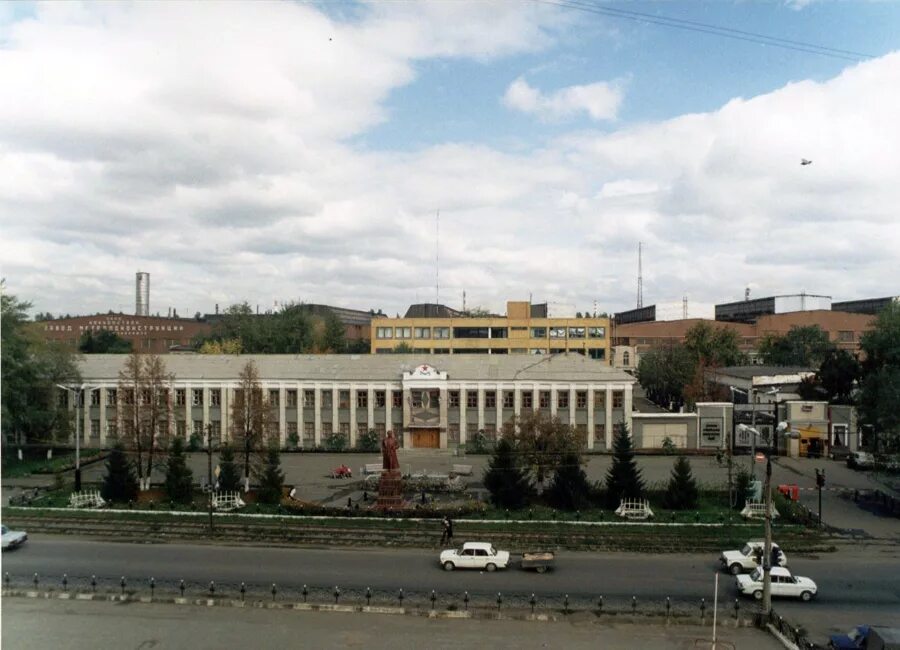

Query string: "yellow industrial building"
[[370, 301, 610, 361]]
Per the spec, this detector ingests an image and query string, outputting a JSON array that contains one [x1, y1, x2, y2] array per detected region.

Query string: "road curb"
[[766, 623, 800, 650]]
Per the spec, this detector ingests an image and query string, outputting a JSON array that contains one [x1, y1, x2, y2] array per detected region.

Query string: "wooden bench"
[[615, 498, 654, 520], [69, 490, 106, 509], [451, 464, 473, 476], [740, 501, 779, 520]]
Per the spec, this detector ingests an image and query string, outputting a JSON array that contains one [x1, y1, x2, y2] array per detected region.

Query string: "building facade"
[[70, 354, 634, 451], [370, 301, 611, 360], [36, 314, 212, 354]]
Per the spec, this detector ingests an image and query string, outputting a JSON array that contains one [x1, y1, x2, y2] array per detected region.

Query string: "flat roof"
[[77, 353, 635, 383]]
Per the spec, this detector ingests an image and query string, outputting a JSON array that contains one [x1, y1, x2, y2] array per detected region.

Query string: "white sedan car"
[[721, 541, 787, 575], [1, 524, 28, 550], [736, 567, 817, 601], [440, 542, 510, 572]]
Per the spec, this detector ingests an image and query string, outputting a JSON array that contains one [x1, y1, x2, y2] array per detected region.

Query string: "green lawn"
[[1, 449, 104, 479]]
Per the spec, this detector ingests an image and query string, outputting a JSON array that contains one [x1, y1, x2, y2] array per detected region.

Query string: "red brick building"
[[35, 313, 213, 354]]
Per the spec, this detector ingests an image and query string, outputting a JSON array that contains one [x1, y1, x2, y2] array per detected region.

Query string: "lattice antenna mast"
[[636, 242, 643, 308]]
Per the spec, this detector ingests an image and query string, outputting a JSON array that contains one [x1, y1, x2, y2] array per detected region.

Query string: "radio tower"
[[636, 242, 643, 308]]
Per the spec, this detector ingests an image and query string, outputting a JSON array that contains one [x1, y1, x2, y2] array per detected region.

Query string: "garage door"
[[641, 423, 687, 449]]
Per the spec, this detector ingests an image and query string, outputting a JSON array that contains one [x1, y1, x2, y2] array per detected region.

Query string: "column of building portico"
[[166, 386, 175, 445], [623, 385, 633, 432], [279, 386, 287, 448], [402, 387, 411, 449], [437, 388, 447, 448], [296, 385, 304, 449], [550, 387, 558, 419], [477, 387, 486, 434], [349, 385, 357, 448], [99, 387, 107, 446], [587, 388, 595, 450], [314, 387, 323, 447], [222, 387, 231, 444], [366, 387, 375, 441], [569, 384, 577, 432], [495, 384, 503, 438], [332, 387, 340, 443], [605, 386, 613, 450], [202, 387, 210, 445], [384, 383, 393, 439], [459, 387, 467, 445], [82, 394, 90, 449]]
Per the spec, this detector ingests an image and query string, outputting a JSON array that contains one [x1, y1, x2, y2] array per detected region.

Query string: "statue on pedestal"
[[377, 430, 403, 509], [381, 430, 400, 472]]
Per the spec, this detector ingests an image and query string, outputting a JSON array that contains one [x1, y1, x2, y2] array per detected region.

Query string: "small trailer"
[[520, 551, 555, 574]]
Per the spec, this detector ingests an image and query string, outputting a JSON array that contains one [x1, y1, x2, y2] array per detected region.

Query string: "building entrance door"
[[411, 428, 440, 448]]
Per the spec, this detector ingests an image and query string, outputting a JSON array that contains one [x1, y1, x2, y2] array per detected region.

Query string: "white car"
[[1, 524, 28, 550], [736, 567, 817, 601], [440, 542, 510, 572], [847, 451, 875, 470], [721, 541, 787, 575]]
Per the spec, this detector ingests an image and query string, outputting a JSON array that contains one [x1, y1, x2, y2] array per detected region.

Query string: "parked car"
[[1, 524, 28, 550], [830, 625, 900, 650], [736, 566, 817, 601], [848, 451, 875, 470], [721, 541, 787, 575], [440, 541, 510, 572]]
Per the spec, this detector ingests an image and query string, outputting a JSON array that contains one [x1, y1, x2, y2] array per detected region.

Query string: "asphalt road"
[[4, 535, 900, 643]]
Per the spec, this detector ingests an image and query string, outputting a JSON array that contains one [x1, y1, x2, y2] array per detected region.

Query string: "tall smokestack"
[[136, 272, 150, 316]]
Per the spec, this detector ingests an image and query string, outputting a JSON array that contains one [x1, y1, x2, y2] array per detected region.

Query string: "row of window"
[[445, 422, 608, 444], [68, 387, 625, 410], [374, 326, 606, 340]]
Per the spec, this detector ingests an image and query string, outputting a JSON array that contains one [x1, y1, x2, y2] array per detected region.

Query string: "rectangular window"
[[304, 390, 315, 408], [392, 391, 402, 408], [176, 421, 186, 438], [448, 423, 460, 444], [433, 327, 450, 340], [192, 389, 203, 406], [107, 421, 118, 438], [321, 390, 332, 408], [210, 420, 221, 439], [157, 389, 169, 406], [210, 389, 221, 407], [286, 421, 298, 439], [356, 391, 368, 408], [531, 327, 546, 338], [503, 391, 514, 408], [549, 327, 566, 339], [339, 390, 350, 409], [485, 391, 496, 408], [466, 390, 478, 408], [193, 420, 204, 435], [286, 389, 298, 407], [522, 392, 533, 408], [396, 327, 411, 339], [613, 391, 624, 408], [576, 391, 587, 409], [588, 327, 606, 339], [568, 327, 586, 339], [557, 392, 569, 409], [269, 389, 280, 407], [838, 330, 854, 342], [140, 389, 151, 405], [595, 423, 606, 445], [322, 421, 333, 435], [90, 420, 100, 438], [303, 422, 314, 440], [594, 391, 606, 409], [484, 424, 497, 440], [375, 390, 386, 408], [176, 388, 186, 406], [376, 327, 393, 339], [539, 391, 550, 408], [449, 390, 460, 408], [339, 422, 350, 436], [90, 390, 101, 406], [123, 389, 134, 405], [414, 327, 431, 339], [357, 422, 368, 437]]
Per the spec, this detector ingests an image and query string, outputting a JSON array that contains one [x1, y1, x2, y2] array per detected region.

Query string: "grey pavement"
[[1, 596, 783, 650]]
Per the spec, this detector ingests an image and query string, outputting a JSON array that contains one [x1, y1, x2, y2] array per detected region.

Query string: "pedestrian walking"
[[439, 516, 450, 545], [446, 517, 454, 543]]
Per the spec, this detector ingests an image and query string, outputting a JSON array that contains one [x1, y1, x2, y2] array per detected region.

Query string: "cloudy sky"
[[1, 1, 898, 319]]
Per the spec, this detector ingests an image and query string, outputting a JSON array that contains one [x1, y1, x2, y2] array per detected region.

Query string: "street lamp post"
[[56, 383, 99, 492]]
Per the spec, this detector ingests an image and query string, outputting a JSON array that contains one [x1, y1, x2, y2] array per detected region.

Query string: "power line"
[[539, 0, 874, 62]]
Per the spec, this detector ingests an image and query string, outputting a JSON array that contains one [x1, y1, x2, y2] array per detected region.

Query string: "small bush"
[[356, 429, 379, 453], [324, 432, 348, 452], [469, 430, 490, 454]]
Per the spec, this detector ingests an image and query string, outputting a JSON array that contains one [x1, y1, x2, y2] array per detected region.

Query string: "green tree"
[[545, 452, 594, 510], [858, 303, 900, 450], [101, 443, 138, 503], [684, 322, 747, 367], [503, 410, 581, 489], [817, 349, 861, 404], [483, 437, 534, 509], [195, 301, 315, 354], [1, 288, 81, 445], [604, 423, 645, 508], [733, 466, 753, 511], [637, 342, 695, 409], [164, 436, 194, 504], [231, 360, 275, 488], [255, 445, 285, 505], [758, 325, 834, 367], [78, 329, 132, 353], [356, 429, 379, 452], [317, 309, 346, 353], [217, 443, 242, 492], [663, 456, 699, 510]]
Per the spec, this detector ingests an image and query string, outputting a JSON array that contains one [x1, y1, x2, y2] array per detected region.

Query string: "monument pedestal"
[[376, 470, 404, 510]]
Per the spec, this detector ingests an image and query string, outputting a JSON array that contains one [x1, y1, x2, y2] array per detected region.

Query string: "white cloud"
[[0, 3, 897, 319], [503, 76, 623, 121]]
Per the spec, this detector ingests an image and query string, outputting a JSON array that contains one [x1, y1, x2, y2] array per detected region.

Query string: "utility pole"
[[815, 468, 825, 526], [207, 423, 214, 534], [762, 422, 786, 617]]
